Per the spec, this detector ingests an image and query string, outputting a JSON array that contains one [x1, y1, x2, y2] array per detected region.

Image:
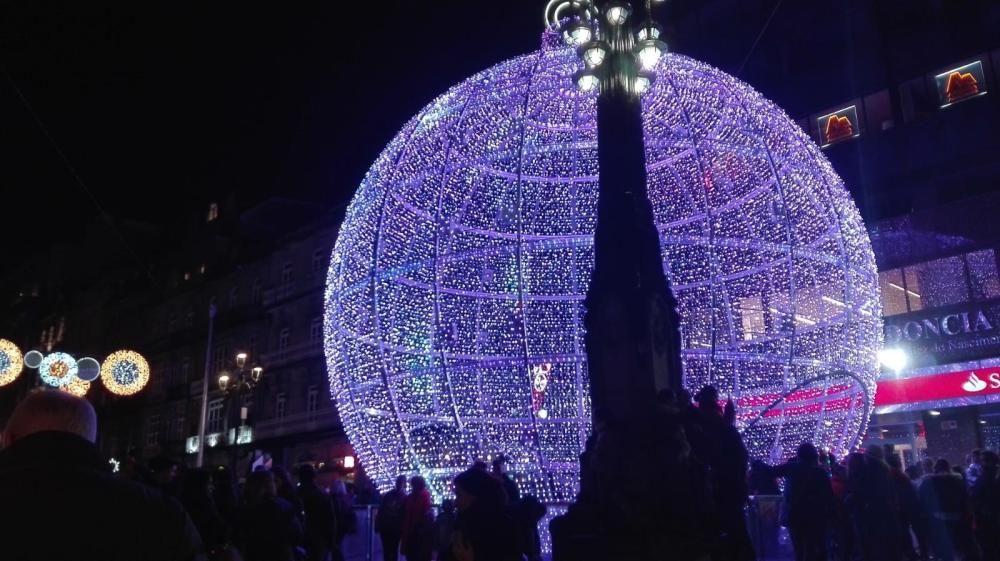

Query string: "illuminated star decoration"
[[38, 352, 78, 388], [324, 31, 881, 503], [100, 350, 150, 396], [531, 363, 552, 419], [0, 339, 25, 387]]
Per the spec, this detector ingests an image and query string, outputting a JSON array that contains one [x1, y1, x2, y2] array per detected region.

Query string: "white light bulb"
[[637, 44, 663, 70], [878, 348, 908, 373], [634, 75, 652, 95], [583, 45, 606, 67], [577, 73, 600, 92]]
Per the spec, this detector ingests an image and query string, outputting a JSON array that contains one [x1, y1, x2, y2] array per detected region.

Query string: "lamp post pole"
[[547, 2, 693, 559], [218, 353, 263, 476], [196, 302, 216, 468]]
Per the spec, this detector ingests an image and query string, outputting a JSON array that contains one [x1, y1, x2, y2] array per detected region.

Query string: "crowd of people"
[[5, 388, 1000, 561], [0, 390, 544, 561], [752, 442, 1000, 561], [374, 457, 545, 561]]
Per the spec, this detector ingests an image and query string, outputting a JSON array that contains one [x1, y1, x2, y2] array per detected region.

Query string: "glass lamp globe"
[[580, 41, 608, 68], [562, 22, 592, 47], [605, 1, 631, 25], [635, 38, 667, 71]]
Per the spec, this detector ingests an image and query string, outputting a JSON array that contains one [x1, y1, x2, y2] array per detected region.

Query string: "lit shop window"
[[817, 105, 861, 147], [936, 61, 987, 108], [207, 203, 219, 222], [879, 250, 1000, 316]]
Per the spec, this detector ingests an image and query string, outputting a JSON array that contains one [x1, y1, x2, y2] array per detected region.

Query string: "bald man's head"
[[4, 390, 97, 445]]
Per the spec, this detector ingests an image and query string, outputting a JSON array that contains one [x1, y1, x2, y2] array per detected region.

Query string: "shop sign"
[[935, 60, 987, 108], [817, 105, 860, 147], [875, 366, 1000, 406], [883, 304, 1000, 358]]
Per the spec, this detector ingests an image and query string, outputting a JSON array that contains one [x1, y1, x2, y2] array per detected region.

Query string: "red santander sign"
[[876, 367, 1000, 406]]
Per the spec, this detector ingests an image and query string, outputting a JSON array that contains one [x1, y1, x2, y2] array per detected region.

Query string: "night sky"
[[0, 2, 540, 259], [3, 1, 997, 264]]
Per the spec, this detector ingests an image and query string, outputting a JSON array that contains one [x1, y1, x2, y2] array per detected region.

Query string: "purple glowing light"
[[325, 41, 881, 501]]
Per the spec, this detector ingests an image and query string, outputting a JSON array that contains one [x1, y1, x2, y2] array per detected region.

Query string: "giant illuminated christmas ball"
[[325, 35, 882, 501]]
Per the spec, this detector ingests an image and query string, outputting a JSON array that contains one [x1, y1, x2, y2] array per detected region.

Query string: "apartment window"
[[307, 386, 319, 417], [275, 393, 287, 420], [199, 264, 206, 275], [310, 317, 323, 346], [173, 414, 186, 440], [312, 249, 326, 274], [252, 279, 262, 305], [280, 263, 293, 297], [278, 329, 290, 359], [181, 358, 191, 383], [228, 286, 239, 308], [207, 202, 219, 222], [214, 345, 229, 375], [147, 414, 161, 446], [207, 399, 225, 433], [184, 272, 191, 282]]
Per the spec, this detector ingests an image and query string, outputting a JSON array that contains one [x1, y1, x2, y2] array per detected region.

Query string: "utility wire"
[[1, 66, 157, 285], [735, 0, 786, 78]]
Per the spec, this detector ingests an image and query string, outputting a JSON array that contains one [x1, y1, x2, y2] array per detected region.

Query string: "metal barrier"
[[344, 497, 793, 561], [746, 495, 794, 561]]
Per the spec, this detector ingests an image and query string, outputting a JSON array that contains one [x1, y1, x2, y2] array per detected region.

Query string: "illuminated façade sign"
[[936, 60, 988, 108], [817, 105, 860, 147]]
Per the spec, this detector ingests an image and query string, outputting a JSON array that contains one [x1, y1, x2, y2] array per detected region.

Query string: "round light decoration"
[[0, 339, 25, 387], [325, 34, 881, 502], [23, 350, 44, 370], [61, 377, 91, 397], [76, 357, 101, 382], [38, 352, 78, 388], [101, 350, 150, 396]]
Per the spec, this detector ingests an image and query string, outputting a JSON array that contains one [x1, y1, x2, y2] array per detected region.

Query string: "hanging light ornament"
[[0, 339, 24, 387], [101, 350, 150, 396], [38, 352, 78, 388]]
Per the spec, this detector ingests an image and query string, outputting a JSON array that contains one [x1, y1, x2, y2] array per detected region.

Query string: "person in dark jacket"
[[774, 443, 835, 561], [452, 468, 521, 561], [692, 385, 755, 561], [0, 390, 204, 561], [886, 455, 923, 561], [297, 464, 337, 561], [401, 476, 435, 561], [970, 451, 1000, 561], [212, 467, 240, 530], [272, 465, 304, 521], [434, 499, 458, 561], [236, 470, 303, 561], [918, 459, 976, 561], [491, 455, 520, 503], [748, 460, 781, 496], [179, 468, 230, 559], [375, 475, 407, 561]]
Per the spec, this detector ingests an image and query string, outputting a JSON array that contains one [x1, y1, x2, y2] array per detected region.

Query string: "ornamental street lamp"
[[217, 351, 263, 474], [547, 1, 688, 558]]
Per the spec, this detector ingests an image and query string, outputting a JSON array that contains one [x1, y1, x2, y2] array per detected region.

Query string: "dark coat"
[[774, 461, 835, 529], [236, 496, 303, 561], [0, 431, 204, 561], [299, 481, 337, 547]]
